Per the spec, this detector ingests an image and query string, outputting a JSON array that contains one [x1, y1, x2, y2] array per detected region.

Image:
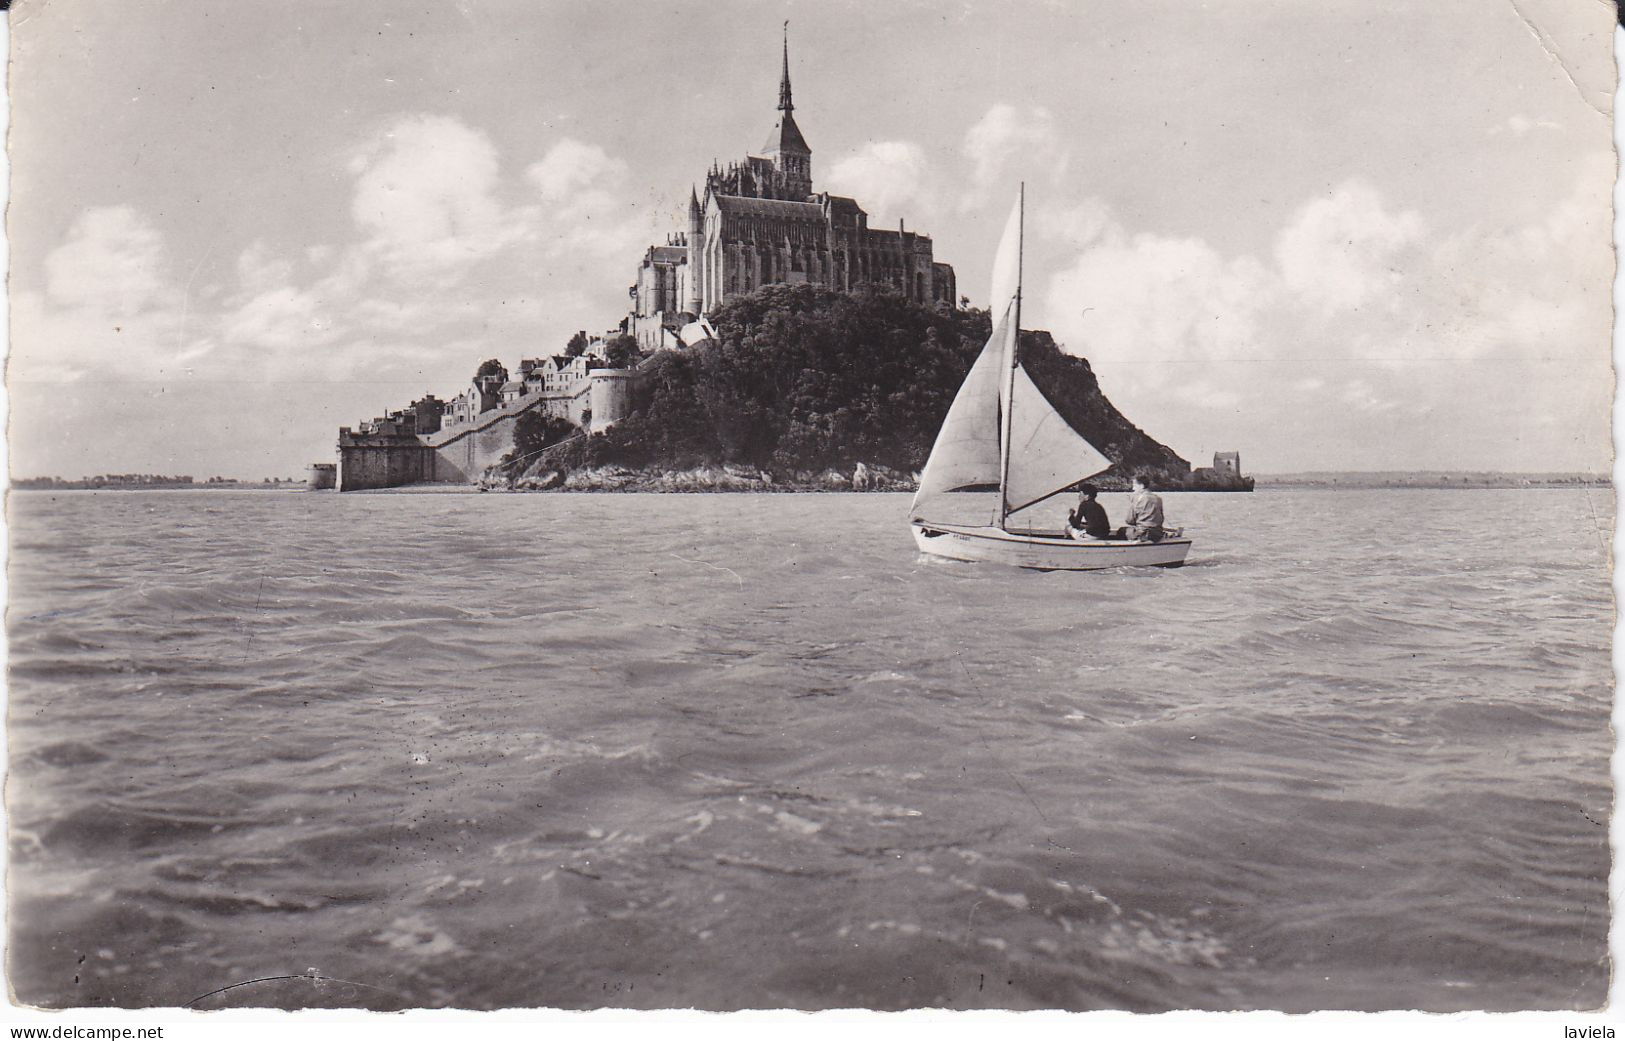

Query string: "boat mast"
[[997, 183, 1024, 530]]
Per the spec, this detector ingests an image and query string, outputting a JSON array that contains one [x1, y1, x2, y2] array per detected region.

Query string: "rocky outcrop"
[[1178, 471, 1255, 492], [799, 463, 915, 492], [517, 469, 567, 490], [563, 466, 644, 491], [482, 461, 918, 493]]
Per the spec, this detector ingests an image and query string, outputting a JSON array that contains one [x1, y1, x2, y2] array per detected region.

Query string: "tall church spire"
[[778, 21, 793, 114], [761, 22, 810, 177]]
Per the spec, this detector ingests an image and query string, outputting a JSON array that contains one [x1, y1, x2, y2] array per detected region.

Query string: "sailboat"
[[909, 188, 1192, 570]]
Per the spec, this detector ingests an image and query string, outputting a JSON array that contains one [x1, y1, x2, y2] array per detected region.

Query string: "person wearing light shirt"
[[1118, 473, 1165, 542]]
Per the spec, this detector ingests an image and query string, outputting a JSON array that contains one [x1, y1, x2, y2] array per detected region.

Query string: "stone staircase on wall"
[[421, 381, 593, 485]]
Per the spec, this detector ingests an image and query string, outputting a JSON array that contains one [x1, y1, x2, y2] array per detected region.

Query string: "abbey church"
[[628, 35, 957, 350]]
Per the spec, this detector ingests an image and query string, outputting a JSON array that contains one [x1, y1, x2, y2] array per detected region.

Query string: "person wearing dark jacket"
[[1066, 484, 1112, 540]]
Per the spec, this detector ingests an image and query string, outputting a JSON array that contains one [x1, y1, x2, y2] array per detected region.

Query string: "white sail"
[[994, 189, 1024, 525], [988, 195, 1024, 320], [1002, 362, 1113, 514], [914, 187, 1110, 524], [913, 195, 1026, 522], [909, 186, 1191, 569], [910, 312, 1013, 519]]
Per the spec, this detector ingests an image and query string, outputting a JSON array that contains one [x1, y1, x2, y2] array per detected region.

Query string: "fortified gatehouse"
[[629, 31, 957, 351]]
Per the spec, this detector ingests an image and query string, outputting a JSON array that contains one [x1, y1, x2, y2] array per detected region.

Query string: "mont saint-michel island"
[[328, 36, 1247, 497]]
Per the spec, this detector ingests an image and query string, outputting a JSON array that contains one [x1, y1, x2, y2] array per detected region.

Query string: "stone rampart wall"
[[423, 382, 594, 483], [336, 366, 651, 491]]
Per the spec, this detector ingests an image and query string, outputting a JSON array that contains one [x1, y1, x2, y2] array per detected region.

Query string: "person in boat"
[[1066, 483, 1112, 541], [1117, 473, 1166, 542]]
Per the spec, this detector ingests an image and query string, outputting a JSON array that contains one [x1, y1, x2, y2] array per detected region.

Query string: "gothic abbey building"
[[628, 38, 957, 350]]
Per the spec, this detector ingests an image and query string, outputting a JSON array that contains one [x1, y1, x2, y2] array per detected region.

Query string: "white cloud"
[[825, 141, 938, 222], [234, 240, 296, 298], [1038, 164, 1612, 470], [1275, 180, 1424, 316], [349, 114, 530, 283], [12, 207, 214, 386], [10, 287, 193, 385], [198, 123, 650, 387], [1447, 153, 1611, 356], [1047, 224, 1272, 382], [221, 285, 342, 351], [1037, 198, 1112, 248], [44, 206, 172, 317], [1339, 378, 1401, 414], [17, 119, 662, 399], [527, 137, 624, 200], [960, 104, 1068, 207], [523, 138, 643, 259]]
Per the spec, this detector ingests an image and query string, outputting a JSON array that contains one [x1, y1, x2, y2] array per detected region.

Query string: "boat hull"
[[911, 522, 1191, 570]]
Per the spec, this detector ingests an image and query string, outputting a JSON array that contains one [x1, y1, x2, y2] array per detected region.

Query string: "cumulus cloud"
[[523, 138, 644, 259], [1040, 165, 1612, 470], [12, 207, 210, 385], [206, 121, 650, 384], [825, 140, 939, 222], [1047, 224, 1273, 379], [1037, 198, 1113, 248], [221, 285, 342, 351], [44, 206, 173, 318], [961, 104, 1068, 207], [348, 115, 530, 283], [1429, 152, 1613, 359], [19, 116, 657, 403], [1275, 181, 1425, 316], [527, 137, 624, 200], [1043, 175, 1565, 390], [1339, 378, 1402, 414]]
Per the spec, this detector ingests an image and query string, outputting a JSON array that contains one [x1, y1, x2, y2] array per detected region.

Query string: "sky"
[[6, 0, 1617, 478]]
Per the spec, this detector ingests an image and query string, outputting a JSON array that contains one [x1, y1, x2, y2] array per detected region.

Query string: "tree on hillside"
[[511, 410, 578, 462], [564, 331, 590, 358], [474, 358, 507, 383], [602, 333, 642, 369], [694, 283, 976, 470]]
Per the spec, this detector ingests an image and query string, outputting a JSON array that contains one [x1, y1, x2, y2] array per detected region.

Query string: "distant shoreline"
[[1254, 472, 1610, 489], [9, 481, 304, 492]]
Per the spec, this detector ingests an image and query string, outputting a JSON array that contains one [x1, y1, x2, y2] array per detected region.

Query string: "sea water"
[[5, 488, 1612, 1011]]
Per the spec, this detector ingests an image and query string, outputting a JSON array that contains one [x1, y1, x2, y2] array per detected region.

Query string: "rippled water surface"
[[6, 488, 1612, 1010]]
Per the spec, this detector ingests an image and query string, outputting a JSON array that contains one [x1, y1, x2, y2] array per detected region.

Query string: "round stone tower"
[[306, 462, 337, 490], [588, 368, 638, 431]]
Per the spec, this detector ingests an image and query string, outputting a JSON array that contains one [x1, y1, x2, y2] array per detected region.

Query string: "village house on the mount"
[[627, 31, 957, 351]]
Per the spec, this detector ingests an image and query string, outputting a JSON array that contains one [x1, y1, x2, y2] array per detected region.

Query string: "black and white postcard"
[[5, 0, 1616, 1033]]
